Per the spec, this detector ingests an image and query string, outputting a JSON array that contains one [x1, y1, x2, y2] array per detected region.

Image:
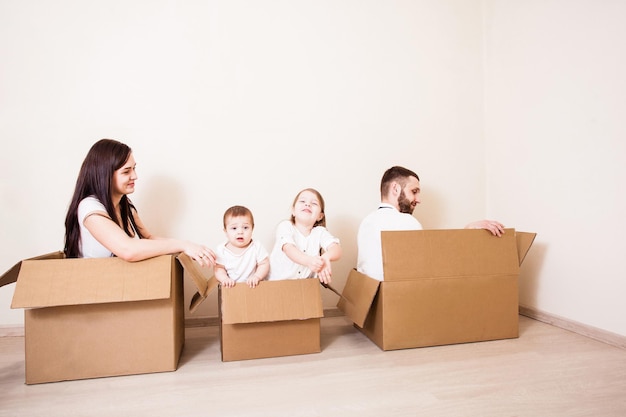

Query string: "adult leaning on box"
[[64, 138, 216, 267], [356, 165, 505, 281]]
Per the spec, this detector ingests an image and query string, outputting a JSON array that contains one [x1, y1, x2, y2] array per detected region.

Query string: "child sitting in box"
[[267, 188, 342, 284], [214, 205, 269, 288]]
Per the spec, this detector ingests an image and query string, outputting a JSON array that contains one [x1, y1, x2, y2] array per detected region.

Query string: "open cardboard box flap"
[[10, 255, 175, 309], [0, 251, 64, 289], [220, 278, 323, 325], [4, 252, 210, 310], [516, 231, 536, 265], [338, 228, 536, 328], [336, 269, 380, 328], [381, 228, 523, 281], [177, 253, 219, 314]]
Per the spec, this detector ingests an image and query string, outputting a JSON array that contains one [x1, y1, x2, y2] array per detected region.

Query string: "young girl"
[[214, 205, 269, 288], [268, 188, 342, 284], [64, 138, 215, 267]]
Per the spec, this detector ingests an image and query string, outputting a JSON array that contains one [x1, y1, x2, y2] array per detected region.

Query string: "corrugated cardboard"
[[1, 252, 204, 384], [220, 278, 323, 324], [190, 277, 324, 362], [0, 251, 65, 288], [338, 228, 536, 350]]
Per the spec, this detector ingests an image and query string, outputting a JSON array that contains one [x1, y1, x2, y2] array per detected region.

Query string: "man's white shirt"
[[356, 203, 422, 281]]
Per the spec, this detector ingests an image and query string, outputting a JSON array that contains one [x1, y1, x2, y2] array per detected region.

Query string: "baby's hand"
[[246, 274, 261, 288], [220, 277, 236, 288]]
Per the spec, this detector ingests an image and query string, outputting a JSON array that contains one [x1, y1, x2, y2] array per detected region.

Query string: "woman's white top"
[[77, 196, 114, 258]]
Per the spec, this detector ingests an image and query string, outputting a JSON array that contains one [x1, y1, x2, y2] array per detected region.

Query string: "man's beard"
[[397, 190, 414, 215]]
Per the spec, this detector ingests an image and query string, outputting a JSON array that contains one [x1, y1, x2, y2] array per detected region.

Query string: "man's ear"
[[390, 181, 401, 196]]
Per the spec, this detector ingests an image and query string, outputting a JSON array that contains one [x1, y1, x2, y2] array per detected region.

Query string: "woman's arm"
[[83, 212, 215, 266]]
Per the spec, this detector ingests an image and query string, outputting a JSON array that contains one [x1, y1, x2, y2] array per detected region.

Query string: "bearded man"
[[356, 166, 503, 281]]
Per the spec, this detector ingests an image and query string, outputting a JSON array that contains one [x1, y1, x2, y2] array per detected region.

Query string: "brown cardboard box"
[[189, 274, 324, 362], [1, 252, 204, 384], [338, 228, 536, 351]]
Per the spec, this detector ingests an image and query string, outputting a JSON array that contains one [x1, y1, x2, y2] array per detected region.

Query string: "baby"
[[214, 205, 269, 288]]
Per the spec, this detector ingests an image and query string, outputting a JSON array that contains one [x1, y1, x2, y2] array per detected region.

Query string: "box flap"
[[11, 255, 174, 309], [381, 229, 520, 281], [189, 275, 219, 314], [176, 253, 219, 313], [320, 282, 342, 297], [336, 269, 380, 327], [176, 253, 208, 295], [516, 232, 537, 265], [0, 252, 64, 289], [221, 278, 323, 324]]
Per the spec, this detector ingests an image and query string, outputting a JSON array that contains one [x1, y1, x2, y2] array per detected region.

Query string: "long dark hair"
[[64, 139, 144, 258]]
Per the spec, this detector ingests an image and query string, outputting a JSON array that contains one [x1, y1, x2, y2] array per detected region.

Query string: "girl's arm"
[[321, 242, 342, 263], [281, 243, 325, 273], [83, 211, 215, 266], [318, 242, 342, 284]]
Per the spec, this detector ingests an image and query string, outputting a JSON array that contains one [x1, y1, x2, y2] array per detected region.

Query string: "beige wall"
[[484, 0, 626, 336], [1, 1, 623, 337]]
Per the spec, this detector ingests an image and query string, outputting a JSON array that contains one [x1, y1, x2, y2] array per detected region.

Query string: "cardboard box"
[[337, 228, 536, 351], [1, 252, 204, 384], [189, 274, 324, 362]]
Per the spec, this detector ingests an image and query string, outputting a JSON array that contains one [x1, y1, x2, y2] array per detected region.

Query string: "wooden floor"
[[1, 315, 625, 417]]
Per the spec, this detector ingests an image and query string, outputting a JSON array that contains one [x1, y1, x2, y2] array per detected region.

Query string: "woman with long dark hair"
[[64, 138, 215, 266]]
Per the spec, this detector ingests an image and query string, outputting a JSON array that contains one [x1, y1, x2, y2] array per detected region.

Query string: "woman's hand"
[[185, 243, 216, 267]]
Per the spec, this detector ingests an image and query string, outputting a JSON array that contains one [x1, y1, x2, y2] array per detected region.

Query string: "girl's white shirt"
[[267, 220, 340, 280]]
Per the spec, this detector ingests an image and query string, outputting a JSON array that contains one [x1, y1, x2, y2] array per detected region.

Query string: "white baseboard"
[[0, 309, 346, 337], [321, 307, 345, 318], [185, 316, 220, 328], [519, 305, 626, 350], [0, 326, 24, 337]]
